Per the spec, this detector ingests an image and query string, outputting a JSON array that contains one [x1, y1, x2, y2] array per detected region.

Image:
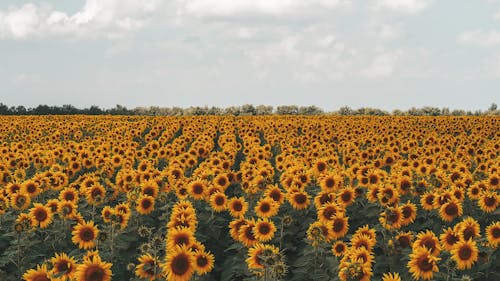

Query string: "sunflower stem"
[[279, 217, 285, 249], [17, 232, 21, 280]]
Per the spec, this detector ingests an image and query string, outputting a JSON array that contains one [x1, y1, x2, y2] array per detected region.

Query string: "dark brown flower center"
[[85, 264, 105, 281], [171, 254, 190, 276], [458, 246, 472, 260], [80, 227, 95, 241]]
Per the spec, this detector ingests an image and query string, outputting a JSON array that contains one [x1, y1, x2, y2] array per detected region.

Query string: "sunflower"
[[72, 220, 99, 250], [101, 206, 114, 223], [439, 199, 463, 222], [239, 219, 258, 247], [377, 185, 399, 207], [485, 221, 500, 248], [382, 272, 401, 281], [287, 189, 310, 210], [76, 253, 112, 281], [317, 202, 343, 224], [407, 247, 440, 280], [380, 206, 403, 230], [351, 234, 376, 250], [29, 203, 53, 228], [395, 232, 413, 249], [246, 243, 279, 269], [163, 245, 195, 281], [193, 250, 215, 275], [209, 192, 227, 212], [350, 247, 374, 265], [450, 239, 478, 270], [187, 180, 206, 200], [254, 197, 279, 218], [332, 241, 348, 257], [11, 192, 31, 210], [265, 185, 285, 205], [253, 218, 276, 242], [136, 195, 155, 215], [86, 184, 106, 205], [420, 192, 436, 211], [50, 252, 77, 281], [22, 180, 41, 198], [478, 191, 499, 213], [457, 217, 481, 241], [135, 253, 160, 281], [330, 215, 349, 240], [413, 230, 441, 256], [229, 218, 248, 241], [58, 201, 78, 220], [319, 174, 341, 192], [59, 187, 79, 203], [227, 197, 248, 218], [23, 264, 51, 281], [440, 227, 460, 251], [167, 227, 195, 250], [337, 187, 356, 206], [400, 202, 417, 226]]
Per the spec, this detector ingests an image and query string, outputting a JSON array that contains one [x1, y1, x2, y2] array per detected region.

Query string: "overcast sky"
[[0, 0, 499, 111]]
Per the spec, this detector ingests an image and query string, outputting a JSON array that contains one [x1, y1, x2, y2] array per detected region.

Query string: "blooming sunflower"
[[485, 221, 500, 248], [193, 250, 215, 275], [254, 197, 279, 218], [457, 217, 481, 241], [253, 218, 276, 242], [23, 264, 51, 281], [332, 240, 348, 257], [438, 199, 463, 222], [407, 247, 440, 280], [209, 192, 227, 212], [50, 252, 77, 281], [413, 230, 441, 256], [439, 227, 460, 251], [227, 196, 248, 218], [330, 215, 349, 240], [287, 189, 310, 210], [167, 227, 195, 250], [76, 253, 112, 281], [478, 191, 499, 213], [382, 272, 401, 281], [72, 220, 99, 250], [450, 239, 478, 270], [136, 195, 155, 215], [29, 203, 53, 228], [163, 245, 195, 281]]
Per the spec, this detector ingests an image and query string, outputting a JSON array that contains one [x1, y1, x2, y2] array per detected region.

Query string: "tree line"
[[0, 102, 498, 116]]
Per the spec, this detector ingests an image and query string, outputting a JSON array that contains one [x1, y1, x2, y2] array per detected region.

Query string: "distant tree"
[[338, 106, 353, 116], [240, 104, 256, 116], [276, 105, 299, 115], [256, 105, 273, 115], [489, 103, 497, 111], [299, 105, 323, 115]]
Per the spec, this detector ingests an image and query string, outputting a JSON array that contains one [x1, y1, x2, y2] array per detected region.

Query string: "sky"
[[0, 0, 499, 111]]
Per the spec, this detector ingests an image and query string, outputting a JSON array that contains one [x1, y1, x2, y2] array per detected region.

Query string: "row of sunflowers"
[[0, 115, 498, 281]]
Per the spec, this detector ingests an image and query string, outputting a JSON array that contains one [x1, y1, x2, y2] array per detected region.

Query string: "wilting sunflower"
[[50, 252, 77, 281], [76, 253, 112, 281], [382, 272, 401, 281], [485, 221, 500, 248], [440, 227, 460, 251], [193, 250, 215, 275], [163, 245, 195, 281], [136, 195, 155, 215], [450, 239, 478, 270], [135, 253, 161, 281], [332, 240, 348, 257], [407, 247, 440, 280], [23, 264, 51, 281], [253, 218, 276, 242], [287, 189, 310, 210], [72, 220, 99, 250], [439, 199, 463, 222], [227, 197, 248, 218], [246, 243, 279, 269], [478, 191, 499, 213], [101, 206, 114, 223], [29, 203, 53, 228]]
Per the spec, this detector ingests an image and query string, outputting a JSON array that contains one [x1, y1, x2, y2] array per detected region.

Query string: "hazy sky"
[[0, 0, 499, 111]]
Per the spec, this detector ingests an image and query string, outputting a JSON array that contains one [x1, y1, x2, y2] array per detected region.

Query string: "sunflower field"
[[0, 115, 499, 281]]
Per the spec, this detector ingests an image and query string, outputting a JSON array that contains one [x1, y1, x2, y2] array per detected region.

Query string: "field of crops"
[[0, 115, 499, 281]]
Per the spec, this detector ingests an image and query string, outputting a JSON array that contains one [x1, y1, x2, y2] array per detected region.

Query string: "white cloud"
[[457, 30, 500, 47], [0, 0, 160, 39], [378, 24, 401, 40], [361, 51, 401, 78], [375, 0, 431, 14], [176, 0, 349, 18], [495, 10, 500, 21]]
